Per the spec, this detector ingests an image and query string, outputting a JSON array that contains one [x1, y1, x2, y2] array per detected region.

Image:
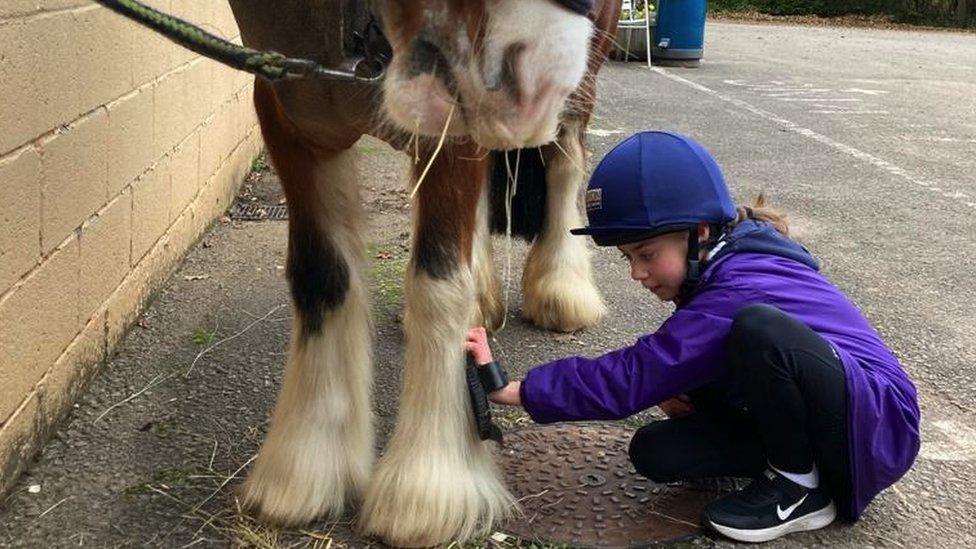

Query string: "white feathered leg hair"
[[522, 120, 606, 332]]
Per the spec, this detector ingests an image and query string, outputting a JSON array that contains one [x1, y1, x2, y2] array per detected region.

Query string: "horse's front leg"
[[522, 119, 606, 332], [242, 80, 373, 524], [359, 141, 514, 547]]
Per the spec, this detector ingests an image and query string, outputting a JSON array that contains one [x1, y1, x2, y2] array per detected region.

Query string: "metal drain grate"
[[229, 203, 288, 221], [499, 423, 720, 547]]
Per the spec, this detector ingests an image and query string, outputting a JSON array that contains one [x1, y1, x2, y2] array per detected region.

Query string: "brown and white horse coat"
[[227, 0, 620, 545]]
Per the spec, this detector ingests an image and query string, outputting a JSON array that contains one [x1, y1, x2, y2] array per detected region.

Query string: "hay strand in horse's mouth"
[[410, 103, 456, 200]]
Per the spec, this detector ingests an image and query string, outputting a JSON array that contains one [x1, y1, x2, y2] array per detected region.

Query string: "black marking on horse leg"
[[489, 148, 548, 241], [414, 225, 459, 281], [287, 218, 350, 336]]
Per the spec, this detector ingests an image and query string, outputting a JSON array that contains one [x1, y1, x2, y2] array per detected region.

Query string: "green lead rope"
[[94, 0, 383, 82]]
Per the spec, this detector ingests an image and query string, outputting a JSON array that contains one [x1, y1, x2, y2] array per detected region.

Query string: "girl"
[[466, 131, 920, 543]]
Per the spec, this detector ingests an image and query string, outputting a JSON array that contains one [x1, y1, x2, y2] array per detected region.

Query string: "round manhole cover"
[[499, 423, 719, 547]]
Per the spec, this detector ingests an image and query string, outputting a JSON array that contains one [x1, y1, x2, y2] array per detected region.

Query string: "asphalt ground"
[[2, 21, 974, 548]]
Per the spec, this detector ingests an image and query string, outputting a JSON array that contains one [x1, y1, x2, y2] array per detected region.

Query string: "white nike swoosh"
[[777, 494, 808, 521]]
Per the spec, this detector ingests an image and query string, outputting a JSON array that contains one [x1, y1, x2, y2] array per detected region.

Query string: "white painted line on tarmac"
[[842, 88, 891, 96], [809, 110, 890, 115], [652, 67, 976, 210], [776, 98, 862, 102], [899, 136, 976, 143], [763, 89, 832, 97], [586, 128, 625, 137]]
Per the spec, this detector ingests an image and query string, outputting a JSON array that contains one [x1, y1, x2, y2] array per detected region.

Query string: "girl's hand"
[[465, 327, 522, 407], [659, 394, 695, 418], [465, 327, 494, 365]]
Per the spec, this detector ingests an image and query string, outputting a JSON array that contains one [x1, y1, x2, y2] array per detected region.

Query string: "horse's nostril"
[[484, 42, 525, 101], [409, 38, 450, 77]]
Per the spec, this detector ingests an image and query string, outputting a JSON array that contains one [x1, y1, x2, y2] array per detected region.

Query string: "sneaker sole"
[[708, 502, 837, 543]]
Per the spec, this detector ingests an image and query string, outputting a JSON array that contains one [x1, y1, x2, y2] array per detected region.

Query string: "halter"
[[554, 0, 596, 16], [94, 0, 593, 84]]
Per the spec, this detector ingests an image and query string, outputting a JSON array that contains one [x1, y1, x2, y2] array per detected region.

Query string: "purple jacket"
[[520, 221, 920, 519]]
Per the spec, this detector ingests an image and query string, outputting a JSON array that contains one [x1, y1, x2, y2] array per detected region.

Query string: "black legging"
[[629, 304, 853, 518]]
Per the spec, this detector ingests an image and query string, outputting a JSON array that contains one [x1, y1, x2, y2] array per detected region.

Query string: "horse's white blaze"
[[359, 269, 515, 547], [243, 149, 375, 523], [523, 122, 606, 332]]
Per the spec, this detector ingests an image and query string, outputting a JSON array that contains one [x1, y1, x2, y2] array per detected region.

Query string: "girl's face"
[[618, 231, 690, 303]]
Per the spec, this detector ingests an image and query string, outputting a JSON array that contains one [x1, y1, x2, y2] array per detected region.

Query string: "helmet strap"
[[680, 228, 701, 300]]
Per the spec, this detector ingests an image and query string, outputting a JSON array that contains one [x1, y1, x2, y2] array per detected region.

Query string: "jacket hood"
[[706, 219, 820, 272]]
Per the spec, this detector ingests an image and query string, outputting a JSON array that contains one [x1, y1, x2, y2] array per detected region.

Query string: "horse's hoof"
[[242, 473, 334, 526], [358, 444, 514, 547], [242, 425, 372, 526], [477, 290, 506, 333], [522, 271, 606, 332]]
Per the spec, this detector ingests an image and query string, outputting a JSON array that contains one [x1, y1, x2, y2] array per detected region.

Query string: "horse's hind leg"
[[472, 180, 505, 331], [243, 81, 373, 525], [359, 142, 514, 547], [522, 119, 606, 332]]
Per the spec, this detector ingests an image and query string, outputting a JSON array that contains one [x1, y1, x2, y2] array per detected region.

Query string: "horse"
[[226, 1, 620, 546]]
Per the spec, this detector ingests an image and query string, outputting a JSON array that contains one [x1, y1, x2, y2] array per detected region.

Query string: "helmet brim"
[[570, 223, 697, 247]]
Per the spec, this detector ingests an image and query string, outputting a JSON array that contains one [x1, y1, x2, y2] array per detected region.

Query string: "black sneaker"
[[703, 469, 836, 543]]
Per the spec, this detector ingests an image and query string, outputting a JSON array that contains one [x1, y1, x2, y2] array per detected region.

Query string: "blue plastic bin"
[[652, 0, 706, 62]]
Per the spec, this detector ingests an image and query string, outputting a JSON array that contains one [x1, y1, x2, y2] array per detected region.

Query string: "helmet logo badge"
[[585, 189, 602, 211]]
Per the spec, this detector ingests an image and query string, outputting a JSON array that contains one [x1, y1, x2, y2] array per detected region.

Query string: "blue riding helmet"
[[571, 131, 736, 247]]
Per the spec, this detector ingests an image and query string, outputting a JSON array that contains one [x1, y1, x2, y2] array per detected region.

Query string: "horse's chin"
[[383, 108, 561, 151], [382, 80, 566, 150], [467, 114, 562, 151]]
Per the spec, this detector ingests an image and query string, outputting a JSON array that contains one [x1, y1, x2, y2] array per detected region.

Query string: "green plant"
[[250, 154, 269, 172], [622, 0, 656, 20], [191, 328, 214, 345], [710, 0, 975, 27]]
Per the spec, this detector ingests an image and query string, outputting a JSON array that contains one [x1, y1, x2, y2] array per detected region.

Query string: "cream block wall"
[[0, 1, 264, 496]]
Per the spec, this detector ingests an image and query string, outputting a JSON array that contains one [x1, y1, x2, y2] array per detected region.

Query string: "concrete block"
[[0, 19, 52, 154], [79, 191, 132, 325], [36, 310, 107, 429], [165, 1, 214, 69], [170, 133, 201, 219], [0, 1, 89, 19], [198, 117, 222, 186], [0, 393, 41, 497], [104, 258, 161, 358], [40, 108, 109, 254], [106, 88, 155, 199], [0, 237, 80, 422], [234, 87, 258, 147], [210, 54, 252, 114], [130, 159, 171, 263], [187, 60, 216, 135], [123, 0, 176, 88], [212, 2, 242, 42], [200, 103, 231, 182], [0, 148, 41, 294], [153, 62, 206, 160], [0, 8, 134, 154]]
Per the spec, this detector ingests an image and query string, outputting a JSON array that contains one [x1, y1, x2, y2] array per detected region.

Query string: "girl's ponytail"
[[733, 193, 790, 237]]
